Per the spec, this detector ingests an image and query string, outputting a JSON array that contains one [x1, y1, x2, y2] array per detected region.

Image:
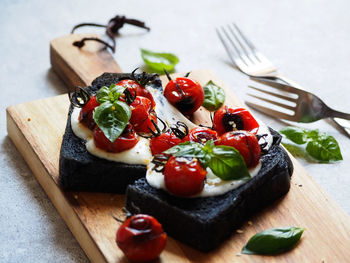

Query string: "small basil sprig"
[[242, 227, 304, 255], [164, 140, 250, 180], [93, 84, 131, 142], [280, 126, 342, 162], [140, 48, 179, 72], [96, 84, 126, 104], [202, 80, 225, 111]]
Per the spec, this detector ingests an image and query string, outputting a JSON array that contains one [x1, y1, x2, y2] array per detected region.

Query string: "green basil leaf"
[[280, 126, 342, 162], [242, 227, 304, 255], [96, 84, 125, 104], [306, 134, 343, 162], [163, 141, 205, 158], [202, 80, 225, 111], [208, 145, 250, 180], [140, 48, 179, 72], [280, 126, 308, 144], [93, 101, 131, 142]]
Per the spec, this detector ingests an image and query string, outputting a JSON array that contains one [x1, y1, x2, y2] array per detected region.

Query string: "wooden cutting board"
[[6, 34, 350, 262]]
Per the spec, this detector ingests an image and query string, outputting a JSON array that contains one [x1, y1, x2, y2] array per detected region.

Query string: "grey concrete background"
[[1, 0, 350, 262]]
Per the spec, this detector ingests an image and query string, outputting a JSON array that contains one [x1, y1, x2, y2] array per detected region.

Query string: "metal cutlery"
[[216, 23, 350, 137]]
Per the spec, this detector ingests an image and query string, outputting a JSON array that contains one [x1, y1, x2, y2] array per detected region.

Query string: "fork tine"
[[250, 77, 304, 96], [245, 101, 297, 122], [247, 92, 295, 111], [216, 28, 238, 66], [227, 24, 255, 63], [248, 85, 298, 103], [233, 23, 257, 52], [221, 26, 250, 66], [233, 23, 261, 62]]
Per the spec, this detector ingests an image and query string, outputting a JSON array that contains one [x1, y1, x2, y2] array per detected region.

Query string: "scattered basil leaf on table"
[[164, 140, 249, 180], [279, 126, 308, 144], [202, 80, 226, 111], [140, 48, 179, 72], [280, 126, 342, 162], [93, 101, 131, 142], [242, 227, 304, 255]]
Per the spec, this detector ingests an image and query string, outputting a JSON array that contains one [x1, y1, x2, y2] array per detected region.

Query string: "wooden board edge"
[[6, 106, 107, 263], [50, 41, 86, 89]]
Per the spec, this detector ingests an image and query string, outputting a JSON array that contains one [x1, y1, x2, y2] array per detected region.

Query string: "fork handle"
[[328, 110, 350, 120]]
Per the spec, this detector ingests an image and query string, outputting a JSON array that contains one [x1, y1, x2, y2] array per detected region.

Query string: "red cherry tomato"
[[117, 79, 156, 108], [182, 127, 218, 144], [78, 96, 100, 130], [150, 131, 182, 155], [93, 124, 139, 153], [164, 77, 204, 115], [134, 111, 158, 134], [213, 106, 259, 135], [116, 214, 167, 263], [129, 96, 153, 126], [216, 130, 261, 167], [164, 156, 207, 196]]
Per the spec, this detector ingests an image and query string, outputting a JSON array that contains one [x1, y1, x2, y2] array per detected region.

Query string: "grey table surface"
[[1, 0, 350, 262]]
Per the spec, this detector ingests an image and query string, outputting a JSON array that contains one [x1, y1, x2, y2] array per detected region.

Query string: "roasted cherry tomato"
[[93, 124, 139, 153], [163, 77, 204, 115], [213, 106, 259, 135], [78, 96, 99, 130], [117, 79, 156, 108], [164, 156, 207, 196], [216, 130, 261, 167], [129, 96, 153, 126], [134, 111, 158, 134], [182, 127, 218, 144], [116, 214, 167, 263], [150, 131, 182, 155]]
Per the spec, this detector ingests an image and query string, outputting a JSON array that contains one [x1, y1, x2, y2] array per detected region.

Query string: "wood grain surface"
[[6, 34, 350, 262]]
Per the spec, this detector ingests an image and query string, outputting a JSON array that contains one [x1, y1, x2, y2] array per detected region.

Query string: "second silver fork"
[[216, 23, 350, 137]]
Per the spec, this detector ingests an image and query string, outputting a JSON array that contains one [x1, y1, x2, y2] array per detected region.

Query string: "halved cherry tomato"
[[93, 124, 139, 153], [216, 130, 261, 167], [182, 127, 218, 144], [150, 131, 182, 155], [117, 79, 156, 108], [213, 106, 259, 135], [116, 214, 167, 263], [78, 96, 100, 130], [163, 77, 204, 115], [164, 156, 207, 196]]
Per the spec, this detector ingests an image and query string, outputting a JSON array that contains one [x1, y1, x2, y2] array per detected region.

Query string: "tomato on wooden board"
[[216, 130, 261, 167], [213, 106, 259, 135], [164, 77, 204, 115], [78, 96, 99, 130], [164, 156, 207, 196], [93, 124, 138, 153], [116, 214, 167, 262]]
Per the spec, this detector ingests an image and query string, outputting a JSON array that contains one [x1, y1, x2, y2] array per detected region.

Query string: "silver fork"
[[216, 23, 350, 137], [247, 77, 350, 123]]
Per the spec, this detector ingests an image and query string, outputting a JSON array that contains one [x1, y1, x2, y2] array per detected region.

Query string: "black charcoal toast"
[[59, 72, 162, 193], [125, 129, 293, 252]]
